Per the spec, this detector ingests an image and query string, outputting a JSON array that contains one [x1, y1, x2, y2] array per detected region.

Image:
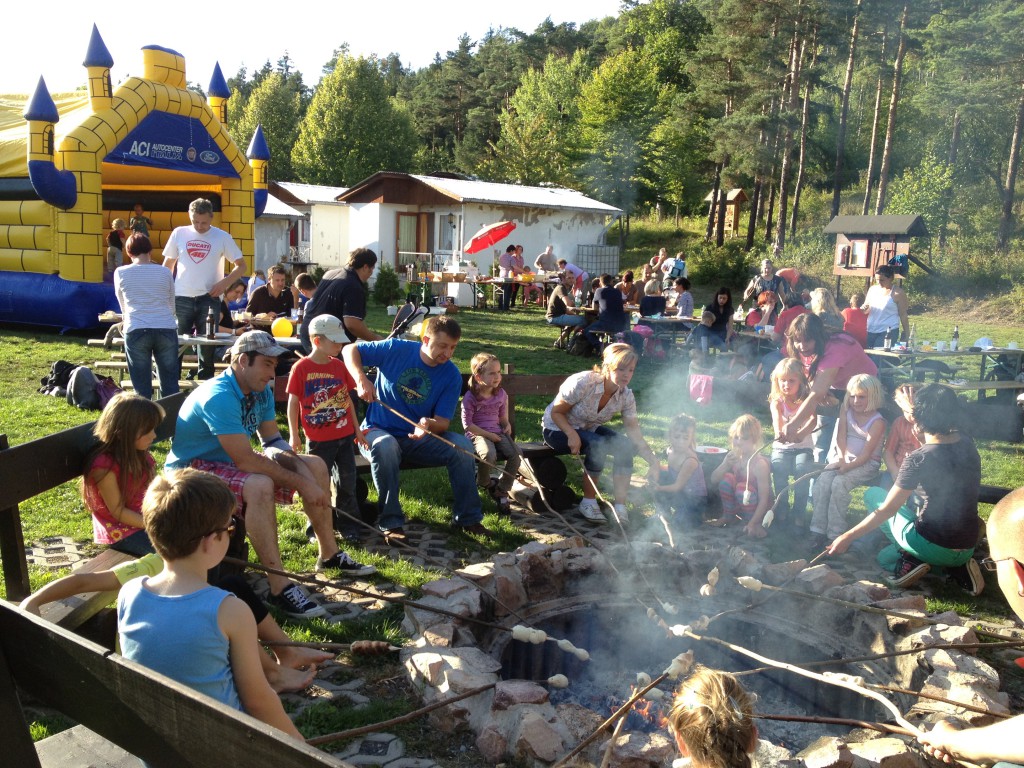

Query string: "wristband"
[[262, 436, 292, 453]]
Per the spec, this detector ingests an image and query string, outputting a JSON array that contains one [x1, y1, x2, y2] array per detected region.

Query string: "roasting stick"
[[223, 558, 594, 662], [735, 638, 1024, 676], [551, 672, 671, 768], [262, 639, 399, 654], [374, 400, 599, 544], [678, 625, 921, 735], [569, 453, 678, 614], [754, 712, 915, 736], [307, 674, 561, 747], [735, 576, 1024, 642]]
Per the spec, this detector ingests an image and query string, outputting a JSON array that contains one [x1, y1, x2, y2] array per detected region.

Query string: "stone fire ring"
[[401, 537, 1011, 767]]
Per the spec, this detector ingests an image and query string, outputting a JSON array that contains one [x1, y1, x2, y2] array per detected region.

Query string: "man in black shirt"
[[299, 248, 382, 353]]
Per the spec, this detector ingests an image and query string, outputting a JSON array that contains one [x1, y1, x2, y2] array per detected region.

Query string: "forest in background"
[[217, 0, 1024, 295]]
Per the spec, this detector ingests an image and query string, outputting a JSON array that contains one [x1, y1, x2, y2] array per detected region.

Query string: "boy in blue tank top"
[[117, 468, 303, 739]]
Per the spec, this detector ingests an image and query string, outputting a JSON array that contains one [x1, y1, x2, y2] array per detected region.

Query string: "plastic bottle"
[[296, 302, 304, 324], [883, 327, 892, 351], [951, 325, 959, 352], [908, 322, 916, 351]]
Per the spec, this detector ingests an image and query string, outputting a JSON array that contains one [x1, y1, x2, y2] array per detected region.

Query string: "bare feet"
[[276, 645, 334, 670], [265, 663, 317, 694]]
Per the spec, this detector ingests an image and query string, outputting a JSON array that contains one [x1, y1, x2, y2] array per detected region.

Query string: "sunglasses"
[[978, 557, 1019, 572], [193, 517, 239, 543]]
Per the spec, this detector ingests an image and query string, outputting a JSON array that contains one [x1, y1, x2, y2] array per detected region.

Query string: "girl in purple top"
[[461, 353, 523, 513]]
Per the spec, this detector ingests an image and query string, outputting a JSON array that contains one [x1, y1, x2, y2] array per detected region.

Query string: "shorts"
[[189, 458, 296, 513]]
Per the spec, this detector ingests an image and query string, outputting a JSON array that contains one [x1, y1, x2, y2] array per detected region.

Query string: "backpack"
[[566, 332, 591, 356], [39, 359, 77, 396], [66, 366, 123, 410]]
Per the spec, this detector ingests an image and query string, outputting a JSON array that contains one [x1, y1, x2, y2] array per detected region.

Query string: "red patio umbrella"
[[463, 220, 517, 254]]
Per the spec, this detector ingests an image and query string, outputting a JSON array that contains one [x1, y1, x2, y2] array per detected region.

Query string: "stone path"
[[27, 486, 995, 768]]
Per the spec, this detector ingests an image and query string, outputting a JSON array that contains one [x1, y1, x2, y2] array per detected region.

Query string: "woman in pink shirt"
[[781, 313, 877, 461]]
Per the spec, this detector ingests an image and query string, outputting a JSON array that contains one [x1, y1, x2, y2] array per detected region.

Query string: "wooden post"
[[0, 435, 31, 602]]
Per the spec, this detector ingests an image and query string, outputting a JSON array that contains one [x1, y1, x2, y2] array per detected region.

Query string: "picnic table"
[[866, 345, 1024, 400]]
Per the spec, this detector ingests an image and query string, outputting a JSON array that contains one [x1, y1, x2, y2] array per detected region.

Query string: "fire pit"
[[401, 537, 1009, 767]]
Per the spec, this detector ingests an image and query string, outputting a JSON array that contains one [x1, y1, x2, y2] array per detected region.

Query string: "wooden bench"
[[0, 392, 187, 604], [0, 601, 348, 768]]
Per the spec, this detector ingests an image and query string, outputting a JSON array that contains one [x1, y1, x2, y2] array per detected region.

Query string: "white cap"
[[308, 314, 350, 343]]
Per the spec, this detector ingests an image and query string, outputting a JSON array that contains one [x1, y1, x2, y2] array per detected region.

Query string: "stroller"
[[387, 293, 430, 340]]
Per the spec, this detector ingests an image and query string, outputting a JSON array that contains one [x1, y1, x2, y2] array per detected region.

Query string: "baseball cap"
[[230, 330, 288, 358], [308, 314, 351, 343]]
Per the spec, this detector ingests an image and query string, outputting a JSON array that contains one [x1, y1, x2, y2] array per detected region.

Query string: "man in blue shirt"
[[342, 315, 489, 542], [167, 330, 375, 618]]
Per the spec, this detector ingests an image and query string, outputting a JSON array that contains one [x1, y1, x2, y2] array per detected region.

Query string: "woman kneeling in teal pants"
[[826, 383, 984, 595]]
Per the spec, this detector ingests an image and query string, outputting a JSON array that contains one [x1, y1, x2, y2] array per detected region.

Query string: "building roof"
[[703, 188, 748, 203], [272, 181, 348, 205], [824, 215, 929, 237], [336, 172, 622, 214], [262, 192, 303, 219]]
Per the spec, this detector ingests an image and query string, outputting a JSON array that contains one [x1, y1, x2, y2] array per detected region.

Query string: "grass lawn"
[[4, 284, 1024, 748]]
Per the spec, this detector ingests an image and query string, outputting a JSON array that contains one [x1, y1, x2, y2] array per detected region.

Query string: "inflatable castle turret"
[[0, 25, 268, 329]]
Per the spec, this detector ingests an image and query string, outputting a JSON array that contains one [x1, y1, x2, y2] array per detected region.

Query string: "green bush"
[[371, 263, 402, 306], [686, 239, 753, 289]]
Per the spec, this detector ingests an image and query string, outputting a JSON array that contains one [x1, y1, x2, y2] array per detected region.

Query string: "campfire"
[[400, 538, 1011, 767]]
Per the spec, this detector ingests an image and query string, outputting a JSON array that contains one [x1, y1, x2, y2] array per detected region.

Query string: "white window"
[[437, 213, 460, 252]]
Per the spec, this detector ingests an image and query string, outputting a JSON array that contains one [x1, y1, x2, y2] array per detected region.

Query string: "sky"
[[4, 0, 624, 96]]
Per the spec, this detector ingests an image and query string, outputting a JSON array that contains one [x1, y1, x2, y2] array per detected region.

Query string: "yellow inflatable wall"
[[0, 25, 264, 282]]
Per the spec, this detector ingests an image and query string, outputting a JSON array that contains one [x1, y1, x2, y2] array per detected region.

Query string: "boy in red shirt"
[[842, 292, 868, 347], [286, 314, 374, 571]]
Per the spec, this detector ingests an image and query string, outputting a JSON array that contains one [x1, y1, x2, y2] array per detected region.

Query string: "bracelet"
[[262, 436, 292, 453]]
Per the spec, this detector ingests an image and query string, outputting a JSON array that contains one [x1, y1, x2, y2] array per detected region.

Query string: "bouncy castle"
[[0, 25, 268, 329]]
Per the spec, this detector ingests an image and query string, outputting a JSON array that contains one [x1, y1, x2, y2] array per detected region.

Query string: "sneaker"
[[578, 498, 606, 522], [304, 523, 317, 544], [456, 522, 494, 536], [890, 553, 931, 588], [613, 503, 630, 524], [949, 558, 985, 597], [316, 551, 376, 577], [267, 583, 327, 619]]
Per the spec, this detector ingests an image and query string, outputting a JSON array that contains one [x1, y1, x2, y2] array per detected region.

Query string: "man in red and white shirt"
[[162, 198, 246, 379]]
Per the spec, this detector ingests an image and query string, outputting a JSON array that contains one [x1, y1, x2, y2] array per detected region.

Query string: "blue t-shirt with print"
[[166, 368, 275, 468], [358, 338, 462, 436]]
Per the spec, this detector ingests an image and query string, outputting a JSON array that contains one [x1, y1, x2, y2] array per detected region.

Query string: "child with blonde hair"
[[709, 415, 772, 538], [769, 358, 816, 529], [809, 374, 887, 552], [880, 383, 921, 487], [653, 414, 708, 528], [666, 666, 757, 768], [462, 352, 522, 513]]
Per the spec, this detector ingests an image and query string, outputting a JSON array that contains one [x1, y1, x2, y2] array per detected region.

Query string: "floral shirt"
[[542, 371, 637, 432]]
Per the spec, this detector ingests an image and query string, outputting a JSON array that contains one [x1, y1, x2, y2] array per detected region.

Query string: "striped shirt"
[[114, 263, 177, 333]]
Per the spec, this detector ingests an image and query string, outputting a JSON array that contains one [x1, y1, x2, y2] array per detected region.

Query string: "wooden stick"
[[753, 712, 914, 737], [552, 673, 669, 768], [222, 557, 510, 632], [734, 638, 1024, 676], [681, 628, 920, 735], [305, 682, 496, 746], [869, 682, 1012, 720], [599, 715, 628, 768]]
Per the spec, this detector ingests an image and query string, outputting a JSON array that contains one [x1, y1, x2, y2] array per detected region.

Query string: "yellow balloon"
[[271, 317, 294, 338]]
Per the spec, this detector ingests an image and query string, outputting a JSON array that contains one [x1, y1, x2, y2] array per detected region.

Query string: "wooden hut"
[[703, 188, 748, 237], [824, 214, 929, 293]]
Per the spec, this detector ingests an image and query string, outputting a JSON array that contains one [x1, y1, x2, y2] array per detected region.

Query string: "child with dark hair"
[[83, 393, 165, 556], [828, 383, 984, 595]]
